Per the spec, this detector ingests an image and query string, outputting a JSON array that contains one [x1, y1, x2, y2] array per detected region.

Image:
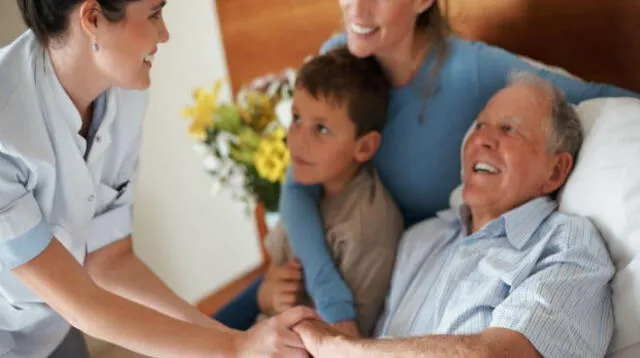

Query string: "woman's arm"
[[85, 235, 231, 331], [473, 41, 639, 104], [13, 238, 316, 358], [279, 168, 356, 323]]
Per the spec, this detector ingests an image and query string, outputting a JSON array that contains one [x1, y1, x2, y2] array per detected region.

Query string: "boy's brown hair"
[[295, 47, 391, 137]]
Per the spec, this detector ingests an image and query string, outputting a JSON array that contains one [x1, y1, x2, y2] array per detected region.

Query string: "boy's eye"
[[475, 122, 485, 130], [292, 114, 301, 125], [316, 124, 330, 135]]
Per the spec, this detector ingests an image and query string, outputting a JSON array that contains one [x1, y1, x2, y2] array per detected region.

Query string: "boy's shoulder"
[[321, 168, 404, 246]]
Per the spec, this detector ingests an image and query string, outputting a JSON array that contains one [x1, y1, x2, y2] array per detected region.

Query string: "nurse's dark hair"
[[16, 0, 140, 46]]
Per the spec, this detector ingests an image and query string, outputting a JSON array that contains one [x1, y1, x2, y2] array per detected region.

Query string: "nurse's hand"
[[234, 306, 317, 358]]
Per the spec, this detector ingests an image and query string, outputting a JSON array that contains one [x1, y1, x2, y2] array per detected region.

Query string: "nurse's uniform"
[[0, 31, 148, 357]]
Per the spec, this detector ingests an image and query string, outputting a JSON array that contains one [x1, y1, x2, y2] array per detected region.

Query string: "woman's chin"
[[347, 41, 376, 58]]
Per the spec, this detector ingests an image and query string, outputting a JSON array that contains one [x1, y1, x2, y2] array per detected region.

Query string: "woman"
[[0, 1, 315, 357], [215, 0, 638, 330]]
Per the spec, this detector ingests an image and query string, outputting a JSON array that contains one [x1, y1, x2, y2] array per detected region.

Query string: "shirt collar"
[[502, 196, 557, 249], [39, 50, 83, 135], [440, 196, 557, 249], [39, 50, 114, 156]]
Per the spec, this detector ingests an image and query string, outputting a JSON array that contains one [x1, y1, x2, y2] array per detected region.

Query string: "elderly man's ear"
[[542, 152, 574, 195]]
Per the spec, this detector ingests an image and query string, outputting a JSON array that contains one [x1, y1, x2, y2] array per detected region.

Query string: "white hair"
[[508, 71, 584, 160]]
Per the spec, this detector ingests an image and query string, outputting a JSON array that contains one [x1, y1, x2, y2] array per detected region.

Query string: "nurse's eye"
[[149, 10, 163, 20]]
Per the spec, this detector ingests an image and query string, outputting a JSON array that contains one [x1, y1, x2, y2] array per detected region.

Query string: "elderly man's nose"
[[476, 132, 498, 150]]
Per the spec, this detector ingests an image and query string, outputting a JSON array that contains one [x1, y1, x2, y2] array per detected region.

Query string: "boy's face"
[[287, 88, 374, 186]]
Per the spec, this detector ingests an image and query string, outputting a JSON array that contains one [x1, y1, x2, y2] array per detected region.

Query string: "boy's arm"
[[329, 227, 398, 337], [327, 192, 403, 337], [280, 169, 357, 323], [258, 221, 303, 315]]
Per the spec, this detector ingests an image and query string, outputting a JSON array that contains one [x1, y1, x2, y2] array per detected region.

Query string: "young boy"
[[257, 48, 404, 337]]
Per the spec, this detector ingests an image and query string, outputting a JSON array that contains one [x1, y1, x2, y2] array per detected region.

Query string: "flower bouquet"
[[182, 69, 296, 214]]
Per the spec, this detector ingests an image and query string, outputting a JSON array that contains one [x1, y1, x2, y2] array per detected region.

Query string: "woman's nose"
[[158, 22, 170, 43]]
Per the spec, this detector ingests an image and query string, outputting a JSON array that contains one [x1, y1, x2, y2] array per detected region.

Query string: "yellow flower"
[[181, 81, 223, 140], [254, 127, 290, 183], [242, 91, 277, 133]]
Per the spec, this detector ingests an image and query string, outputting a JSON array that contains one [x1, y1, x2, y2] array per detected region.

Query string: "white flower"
[[283, 68, 297, 87], [227, 167, 246, 194], [203, 155, 220, 171], [215, 132, 237, 158], [275, 98, 293, 129]]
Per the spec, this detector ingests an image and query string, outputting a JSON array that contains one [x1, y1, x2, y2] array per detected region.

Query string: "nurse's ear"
[[78, 0, 103, 50]]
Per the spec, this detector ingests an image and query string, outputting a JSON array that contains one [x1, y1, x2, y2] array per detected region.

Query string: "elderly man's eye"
[[475, 122, 485, 130], [501, 125, 515, 133]]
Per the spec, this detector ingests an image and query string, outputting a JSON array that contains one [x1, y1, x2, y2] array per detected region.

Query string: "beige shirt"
[[265, 167, 404, 336]]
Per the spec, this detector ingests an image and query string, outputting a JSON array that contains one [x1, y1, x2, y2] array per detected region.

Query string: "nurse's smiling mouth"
[[143, 47, 158, 68]]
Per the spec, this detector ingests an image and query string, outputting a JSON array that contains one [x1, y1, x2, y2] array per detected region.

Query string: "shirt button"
[[95, 136, 102, 143], [88, 195, 95, 202]]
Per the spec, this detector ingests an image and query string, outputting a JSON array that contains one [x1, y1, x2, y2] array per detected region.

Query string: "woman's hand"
[[234, 306, 318, 358], [258, 260, 303, 315]]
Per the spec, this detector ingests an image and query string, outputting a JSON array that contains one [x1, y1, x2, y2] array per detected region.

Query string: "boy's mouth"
[[292, 155, 313, 166]]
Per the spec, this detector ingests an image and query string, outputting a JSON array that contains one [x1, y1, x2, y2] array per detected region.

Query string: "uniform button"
[[95, 136, 102, 143], [88, 195, 95, 202]]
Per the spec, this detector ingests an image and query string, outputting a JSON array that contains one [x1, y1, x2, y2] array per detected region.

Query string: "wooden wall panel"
[[447, 0, 640, 93], [216, 0, 341, 93], [217, 0, 640, 94]]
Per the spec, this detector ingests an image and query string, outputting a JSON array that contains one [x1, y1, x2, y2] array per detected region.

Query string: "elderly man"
[[294, 73, 615, 358]]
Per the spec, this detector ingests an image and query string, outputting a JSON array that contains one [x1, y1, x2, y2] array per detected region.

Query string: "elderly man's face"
[[462, 84, 572, 218]]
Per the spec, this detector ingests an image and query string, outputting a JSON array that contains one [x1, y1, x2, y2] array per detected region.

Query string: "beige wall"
[[0, 1, 27, 46], [0, 1, 260, 304], [133, 0, 261, 304]]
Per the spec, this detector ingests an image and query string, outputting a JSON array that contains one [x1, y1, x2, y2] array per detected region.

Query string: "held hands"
[[234, 306, 318, 358], [251, 259, 353, 357], [293, 319, 347, 358], [258, 260, 303, 315]]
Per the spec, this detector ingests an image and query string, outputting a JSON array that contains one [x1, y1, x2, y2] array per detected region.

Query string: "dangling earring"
[[92, 36, 100, 52]]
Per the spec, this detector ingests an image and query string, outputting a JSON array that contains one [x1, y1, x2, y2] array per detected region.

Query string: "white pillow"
[[559, 98, 640, 357]]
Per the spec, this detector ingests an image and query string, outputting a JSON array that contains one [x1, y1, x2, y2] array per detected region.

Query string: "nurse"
[[0, 0, 315, 357]]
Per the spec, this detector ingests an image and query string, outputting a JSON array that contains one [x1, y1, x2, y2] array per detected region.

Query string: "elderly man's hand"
[[293, 319, 347, 357], [234, 306, 317, 358]]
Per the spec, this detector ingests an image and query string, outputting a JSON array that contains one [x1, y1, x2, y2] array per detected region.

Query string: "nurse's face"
[[92, 0, 170, 90]]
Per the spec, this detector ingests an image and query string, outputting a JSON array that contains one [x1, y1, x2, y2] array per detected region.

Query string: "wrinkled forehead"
[[481, 84, 553, 127]]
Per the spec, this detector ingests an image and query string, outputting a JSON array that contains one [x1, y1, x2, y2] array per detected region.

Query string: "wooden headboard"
[[216, 0, 640, 93]]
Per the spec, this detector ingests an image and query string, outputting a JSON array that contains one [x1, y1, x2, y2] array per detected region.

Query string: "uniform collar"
[[38, 50, 115, 156]]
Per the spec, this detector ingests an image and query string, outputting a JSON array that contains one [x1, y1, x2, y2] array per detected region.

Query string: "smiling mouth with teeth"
[[473, 162, 501, 174], [143, 53, 155, 66], [350, 23, 378, 35]]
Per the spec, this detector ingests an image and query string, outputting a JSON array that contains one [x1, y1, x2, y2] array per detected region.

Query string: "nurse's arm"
[[12, 238, 313, 357], [85, 235, 229, 331]]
